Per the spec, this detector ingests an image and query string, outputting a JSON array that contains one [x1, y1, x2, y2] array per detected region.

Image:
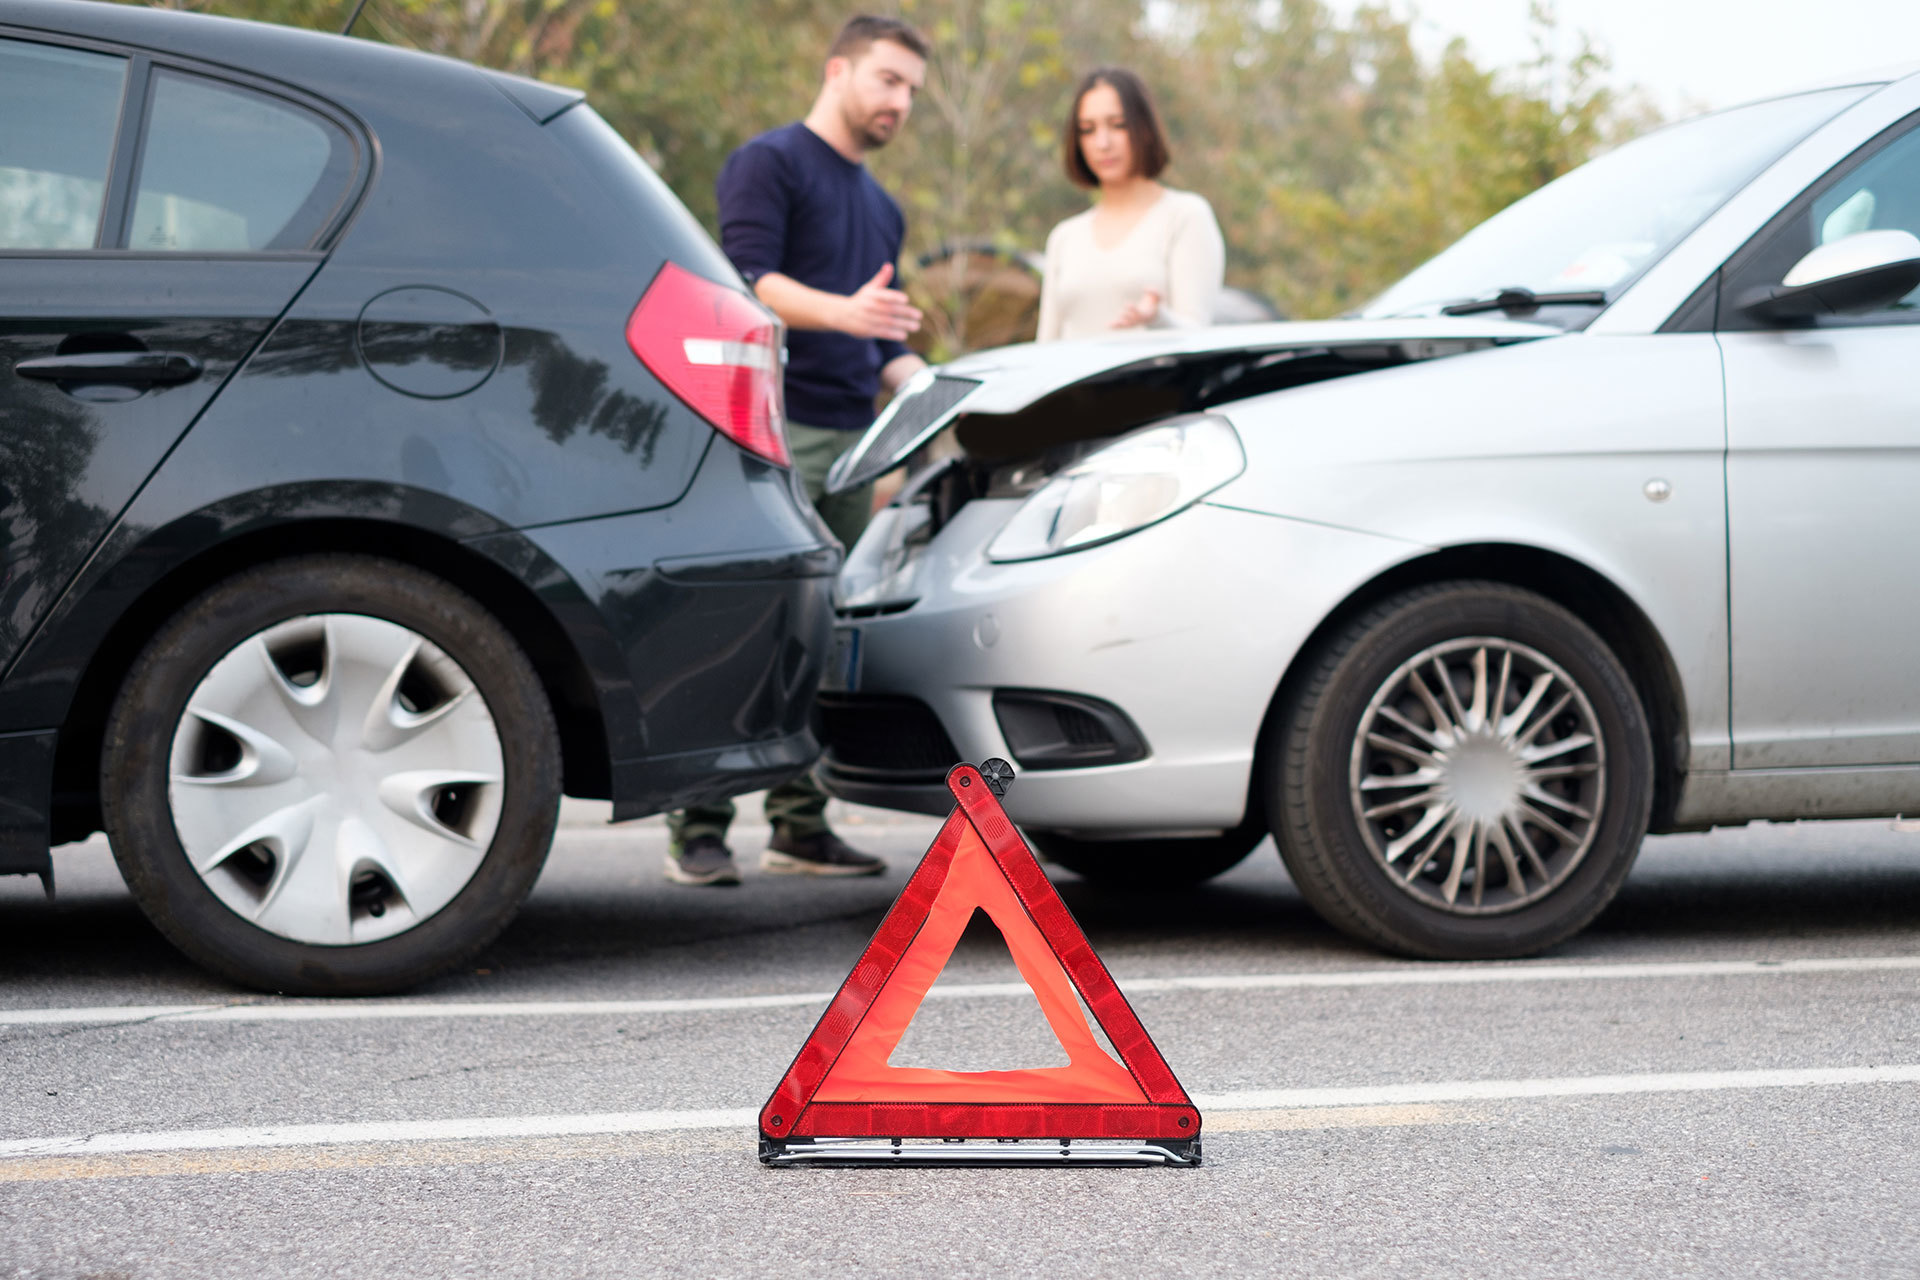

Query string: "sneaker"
[[761, 830, 886, 877], [665, 835, 742, 886]]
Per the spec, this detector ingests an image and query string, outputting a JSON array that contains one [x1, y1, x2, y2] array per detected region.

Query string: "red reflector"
[[759, 763, 1200, 1151], [626, 261, 789, 466]]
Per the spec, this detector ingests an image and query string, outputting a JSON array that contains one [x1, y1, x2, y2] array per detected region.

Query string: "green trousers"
[[669, 421, 874, 845]]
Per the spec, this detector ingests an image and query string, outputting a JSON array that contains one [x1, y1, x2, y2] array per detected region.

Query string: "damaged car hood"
[[824, 317, 1560, 494]]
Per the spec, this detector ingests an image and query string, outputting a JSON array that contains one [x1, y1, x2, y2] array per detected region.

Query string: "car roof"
[[0, 0, 580, 120], [1744, 61, 1920, 101], [7, 0, 398, 67]]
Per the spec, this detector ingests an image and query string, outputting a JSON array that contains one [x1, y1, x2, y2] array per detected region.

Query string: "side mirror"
[[1737, 228, 1920, 321]]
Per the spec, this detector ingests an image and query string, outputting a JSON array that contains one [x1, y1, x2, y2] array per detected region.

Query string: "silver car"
[[815, 66, 1920, 960]]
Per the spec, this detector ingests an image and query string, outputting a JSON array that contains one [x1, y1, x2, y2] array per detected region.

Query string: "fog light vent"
[[992, 690, 1148, 770]]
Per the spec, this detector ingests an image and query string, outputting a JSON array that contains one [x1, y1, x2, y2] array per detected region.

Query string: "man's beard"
[[845, 104, 899, 151]]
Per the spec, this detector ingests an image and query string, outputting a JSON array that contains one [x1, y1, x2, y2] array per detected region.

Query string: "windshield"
[[1363, 85, 1875, 325]]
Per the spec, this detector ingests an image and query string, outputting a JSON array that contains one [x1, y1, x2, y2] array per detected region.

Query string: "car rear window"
[[0, 39, 127, 250], [128, 70, 354, 252]]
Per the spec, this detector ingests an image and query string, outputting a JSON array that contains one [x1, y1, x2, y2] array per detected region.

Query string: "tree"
[[130, 0, 1655, 334], [1152, 0, 1653, 318]]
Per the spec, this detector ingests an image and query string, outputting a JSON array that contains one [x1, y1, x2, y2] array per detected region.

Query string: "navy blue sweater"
[[716, 123, 912, 430]]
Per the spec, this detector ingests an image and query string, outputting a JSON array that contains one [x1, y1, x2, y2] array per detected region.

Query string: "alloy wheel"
[[1347, 637, 1606, 915]]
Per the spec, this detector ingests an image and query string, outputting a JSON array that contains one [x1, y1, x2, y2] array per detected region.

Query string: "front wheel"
[[1265, 581, 1652, 959], [102, 553, 561, 995]]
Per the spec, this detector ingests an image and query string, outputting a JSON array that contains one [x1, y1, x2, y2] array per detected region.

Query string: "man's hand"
[[753, 266, 923, 340], [839, 263, 923, 341], [1111, 288, 1161, 329]]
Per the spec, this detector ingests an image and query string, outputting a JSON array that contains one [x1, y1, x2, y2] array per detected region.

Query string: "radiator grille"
[[828, 375, 979, 492]]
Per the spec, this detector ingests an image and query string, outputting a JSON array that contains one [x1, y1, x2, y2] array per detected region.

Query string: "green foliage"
[[139, 0, 1655, 329], [1197, 2, 1659, 317]]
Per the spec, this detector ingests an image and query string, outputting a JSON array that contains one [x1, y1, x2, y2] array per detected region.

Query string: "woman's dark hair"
[[1062, 67, 1170, 188]]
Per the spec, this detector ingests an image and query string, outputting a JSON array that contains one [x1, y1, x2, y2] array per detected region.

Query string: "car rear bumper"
[[611, 728, 823, 819], [521, 441, 840, 820]]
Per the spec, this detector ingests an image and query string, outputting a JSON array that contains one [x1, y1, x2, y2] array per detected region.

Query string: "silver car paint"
[[1211, 333, 1730, 773], [1724, 326, 1920, 769], [839, 499, 1421, 828], [831, 68, 1920, 835]]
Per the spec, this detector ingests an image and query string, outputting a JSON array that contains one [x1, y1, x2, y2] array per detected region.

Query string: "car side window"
[[1722, 114, 1920, 329], [0, 40, 128, 250], [127, 70, 353, 253]]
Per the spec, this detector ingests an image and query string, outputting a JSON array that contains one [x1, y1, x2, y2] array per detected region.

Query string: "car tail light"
[[626, 261, 789, 466]]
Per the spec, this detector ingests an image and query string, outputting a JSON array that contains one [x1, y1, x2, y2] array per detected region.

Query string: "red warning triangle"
[[760, 764, 1200, 1150]]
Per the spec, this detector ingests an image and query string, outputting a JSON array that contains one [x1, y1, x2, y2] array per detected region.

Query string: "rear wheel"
[[1028, 822, 1263, 888], [1265, 581, 1652, 958], [102, 554, 561, 995]]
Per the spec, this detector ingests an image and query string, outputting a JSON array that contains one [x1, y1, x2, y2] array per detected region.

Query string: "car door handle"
[[15, 351, 203, 387]]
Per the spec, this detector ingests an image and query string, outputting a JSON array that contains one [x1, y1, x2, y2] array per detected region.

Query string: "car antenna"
[[341, 0, 372, 36]]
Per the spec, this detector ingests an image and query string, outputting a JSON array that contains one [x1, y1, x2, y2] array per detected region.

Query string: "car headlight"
[[985, 415, 1246, 562]]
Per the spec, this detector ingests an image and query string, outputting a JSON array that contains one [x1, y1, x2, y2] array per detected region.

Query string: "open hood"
[[825, 317, 1558, 494]]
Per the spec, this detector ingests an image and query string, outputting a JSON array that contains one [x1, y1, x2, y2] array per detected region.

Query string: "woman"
[[1037, 68, 1225, 341]]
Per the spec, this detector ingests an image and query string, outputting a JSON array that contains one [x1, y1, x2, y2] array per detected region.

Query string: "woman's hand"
[[1111, 288, 1161, 329]]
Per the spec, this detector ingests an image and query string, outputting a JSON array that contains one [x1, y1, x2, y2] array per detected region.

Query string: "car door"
[[0, 34, 362, 671], [1721, 112, 1920, 768]]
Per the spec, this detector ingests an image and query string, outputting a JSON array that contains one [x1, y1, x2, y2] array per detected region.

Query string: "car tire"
[[1264, 580, 1652, 959], [101, 553, 561, 996], [1028, 822, 1263, 888]]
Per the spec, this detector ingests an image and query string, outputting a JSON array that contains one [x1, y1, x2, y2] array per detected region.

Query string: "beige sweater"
[[1037, 188, 1226, 341]]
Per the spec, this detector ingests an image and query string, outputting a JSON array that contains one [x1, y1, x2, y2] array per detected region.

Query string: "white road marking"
[[1120, 955, 1920, 992], [1190, 1064, 1920, 1110], [4, 955, 1917, 1028], [2, 1064, 1914, 1161], [0, 993, 832, 1027], [1204, 1103, 1469, 1133], [0, 1110, 760, 1159]]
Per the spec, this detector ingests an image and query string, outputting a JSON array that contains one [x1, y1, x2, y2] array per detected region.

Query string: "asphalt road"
[[4, 802, 1919, 1279]]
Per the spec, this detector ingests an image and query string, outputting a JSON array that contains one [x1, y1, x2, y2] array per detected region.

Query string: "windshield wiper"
[[1440, 287, 1608, 316]]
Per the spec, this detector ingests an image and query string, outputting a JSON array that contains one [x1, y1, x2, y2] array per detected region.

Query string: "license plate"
[[826, 626, 861, 692]]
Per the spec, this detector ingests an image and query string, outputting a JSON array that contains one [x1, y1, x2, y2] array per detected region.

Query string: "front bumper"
[[818, 496, 1414, 833]]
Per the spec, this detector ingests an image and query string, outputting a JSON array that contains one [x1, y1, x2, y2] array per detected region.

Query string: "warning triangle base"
[[759, 1135, 1201, 1167], [758, 762, 1202, 1167]]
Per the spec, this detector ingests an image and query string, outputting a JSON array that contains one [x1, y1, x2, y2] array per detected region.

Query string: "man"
[[665, 14, 931, 887]]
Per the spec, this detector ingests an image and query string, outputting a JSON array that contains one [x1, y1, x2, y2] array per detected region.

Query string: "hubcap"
[[168, 614, 505, 945], [1348, 638, 1606, 915]]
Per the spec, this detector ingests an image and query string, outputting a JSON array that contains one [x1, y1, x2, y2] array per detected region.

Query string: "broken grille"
[[827, 375, 980, 493]]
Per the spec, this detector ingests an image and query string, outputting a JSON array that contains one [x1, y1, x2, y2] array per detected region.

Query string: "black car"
[[0, 0, 836, 994]]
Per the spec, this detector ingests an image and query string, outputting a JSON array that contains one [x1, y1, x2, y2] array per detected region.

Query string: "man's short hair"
[[1063, 67, 1171, 188], [828, 14, 929, 64]]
